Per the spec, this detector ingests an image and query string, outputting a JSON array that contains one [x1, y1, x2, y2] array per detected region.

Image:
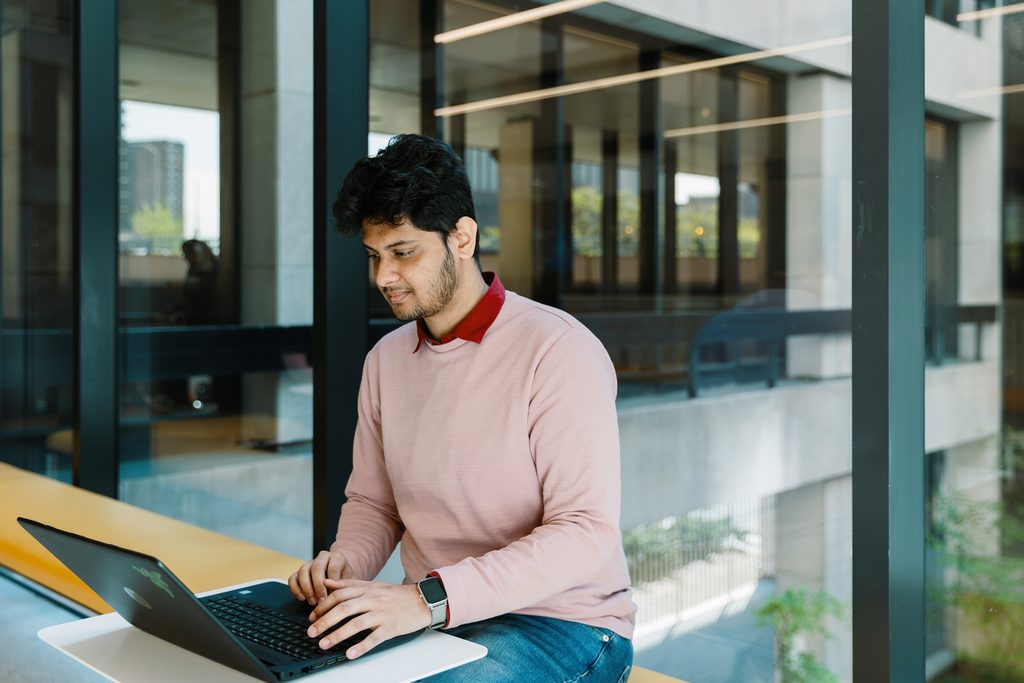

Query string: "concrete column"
[[498, 119, 536, 297], [239, 0, 313, 443], [774, 476, 852, 682], [785, 73, 852, 380], [958, 119, 1001, 361]]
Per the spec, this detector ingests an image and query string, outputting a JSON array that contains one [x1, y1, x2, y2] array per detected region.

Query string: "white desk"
[[38, 581, 487, 683]]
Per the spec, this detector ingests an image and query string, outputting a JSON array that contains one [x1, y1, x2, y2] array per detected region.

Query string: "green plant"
[[930, 493, 1024, 679], [755, 587, 846, 683], [622, 514, 747, 584]]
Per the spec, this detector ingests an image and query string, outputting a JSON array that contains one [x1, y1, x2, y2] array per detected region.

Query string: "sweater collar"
[[414, 272, 506, 352]]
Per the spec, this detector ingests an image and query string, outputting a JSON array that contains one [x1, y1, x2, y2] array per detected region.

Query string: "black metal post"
[[218, 0, 242, 326], [765, 77, 787, 291], [601, 129, 619, 294], [717, 69, 739, 298], [0, 1, 5, 449], [638, 49, 661, 297], [72, 0, 119, 496], [534, 17, 567, 306], [852, 0, 925, 680], [420, 0, 444, 140], [449, 114, 466, 163], [313, 0, 370, 552], [663, 140, 678, 294]]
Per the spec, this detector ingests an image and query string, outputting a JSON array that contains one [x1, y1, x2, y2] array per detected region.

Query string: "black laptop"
[[18, 517, 420, 681]]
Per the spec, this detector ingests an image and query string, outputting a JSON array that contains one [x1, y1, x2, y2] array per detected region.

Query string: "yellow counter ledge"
[[0, 462, 683, 682]]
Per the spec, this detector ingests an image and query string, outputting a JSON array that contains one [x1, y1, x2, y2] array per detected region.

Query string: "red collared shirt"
[[414, 272, 505, 352]]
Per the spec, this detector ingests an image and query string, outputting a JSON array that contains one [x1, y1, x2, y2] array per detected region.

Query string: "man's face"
[[363, 219, 458, 321]]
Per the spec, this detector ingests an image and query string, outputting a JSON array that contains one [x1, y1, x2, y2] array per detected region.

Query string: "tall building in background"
[[119, 139, 185, 238]]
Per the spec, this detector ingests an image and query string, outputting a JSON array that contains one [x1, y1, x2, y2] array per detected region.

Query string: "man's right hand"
[[288, 549, 354, 606]]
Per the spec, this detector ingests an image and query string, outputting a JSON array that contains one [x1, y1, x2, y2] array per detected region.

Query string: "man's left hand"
[[306, 578, 431, 659]]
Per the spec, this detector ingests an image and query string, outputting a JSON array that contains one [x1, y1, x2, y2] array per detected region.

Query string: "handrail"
[[577, 304, 997, 397]]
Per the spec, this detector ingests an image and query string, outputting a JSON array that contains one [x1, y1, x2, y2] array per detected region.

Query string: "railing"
[[0, 325, 312, 386], [626, 496, 775, 628], [579, 304, 997, 398]]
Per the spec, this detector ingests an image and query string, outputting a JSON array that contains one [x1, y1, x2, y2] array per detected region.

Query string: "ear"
[[450, 216, 478, 261]]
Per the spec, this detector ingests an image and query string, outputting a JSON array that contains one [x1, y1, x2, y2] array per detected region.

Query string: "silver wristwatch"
[[417, 576, 448, 630]]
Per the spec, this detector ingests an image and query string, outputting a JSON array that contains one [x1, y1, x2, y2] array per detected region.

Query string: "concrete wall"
[[619, 358, 999, 528]]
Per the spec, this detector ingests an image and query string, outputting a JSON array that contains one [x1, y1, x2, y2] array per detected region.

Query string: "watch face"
[[419, 577, 446, 604]]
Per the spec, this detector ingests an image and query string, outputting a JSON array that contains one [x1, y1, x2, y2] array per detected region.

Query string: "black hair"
[[332, 134, 478, 259]]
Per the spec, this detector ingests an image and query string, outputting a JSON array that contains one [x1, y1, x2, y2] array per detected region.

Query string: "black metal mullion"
[[313, 0, 370, 553], [765, 77, 787, 291], [217, 0, 242, 327], [534, 16, 567, 307], [663, 140, 678, 294], [449, 114, 466, 162], [717, 69, 739, 298], [852, 1, 926, 681], [0, 1, 5, 453], [420, 0, 444, 140], [601, 129, 619, 294], [73, 0, 118, 496], [638, 49, 661, 298]]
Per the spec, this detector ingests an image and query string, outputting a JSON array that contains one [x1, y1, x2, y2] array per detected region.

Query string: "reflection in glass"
[[115, 0, 314, 559], [365, 1, 857, 679], [0, 0, 75, 481], [926, 5, 1024, 681]]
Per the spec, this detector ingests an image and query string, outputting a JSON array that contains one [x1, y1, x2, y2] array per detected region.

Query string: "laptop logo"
[[123, 586, 152, 609], [131, 565, 174, 599]]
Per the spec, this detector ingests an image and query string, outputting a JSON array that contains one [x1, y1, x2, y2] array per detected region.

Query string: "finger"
[[287, 572, 304, 601], [326, 552, 347, 581], [317, 613, 376, 651], [296, 561, 317, 605], [309, 601, 368, 641], [345, 626, 387, 660], [309, 585, 366, 620], [310, 552, 330, 604]]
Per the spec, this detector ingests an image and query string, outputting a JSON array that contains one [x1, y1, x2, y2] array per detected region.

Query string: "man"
[[289, 134, 636, 682]]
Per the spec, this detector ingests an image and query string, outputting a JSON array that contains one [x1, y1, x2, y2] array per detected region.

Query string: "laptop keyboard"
[[206, 595, 350, 663]]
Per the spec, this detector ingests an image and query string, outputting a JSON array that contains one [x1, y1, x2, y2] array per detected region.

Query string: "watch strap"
[[418, 576, 448, 630]]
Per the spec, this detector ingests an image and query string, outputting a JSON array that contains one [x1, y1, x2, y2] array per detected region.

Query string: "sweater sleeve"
[[330, 348, 404, 580], [434, 325, 622, 627]]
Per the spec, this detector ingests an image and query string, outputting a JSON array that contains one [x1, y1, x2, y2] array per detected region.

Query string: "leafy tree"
[[131, 202, 183, 239], [570, 186, 640, 258], [677, 202, 718, 257], [755, 587, 847, 683]]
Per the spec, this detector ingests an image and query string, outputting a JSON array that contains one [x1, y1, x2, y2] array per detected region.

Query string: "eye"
[[366, 253, 379, 261], [395, 250, 413, 258]]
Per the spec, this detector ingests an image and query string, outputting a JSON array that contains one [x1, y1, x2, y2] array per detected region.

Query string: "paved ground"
[[0, 575, 103, 683], [634, 579, 776, 683]]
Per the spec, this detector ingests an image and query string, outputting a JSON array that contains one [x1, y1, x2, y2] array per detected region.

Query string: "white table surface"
[[38, 580, 486, 683]]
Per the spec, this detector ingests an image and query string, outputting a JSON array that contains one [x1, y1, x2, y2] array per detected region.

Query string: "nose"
[[374, 257, 399, 290]]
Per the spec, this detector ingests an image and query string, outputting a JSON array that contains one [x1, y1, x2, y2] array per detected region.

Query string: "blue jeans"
[[418, 614, 633, 683]]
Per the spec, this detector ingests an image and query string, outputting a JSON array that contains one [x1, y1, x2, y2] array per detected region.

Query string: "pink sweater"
[[332, 291, 637, 638]]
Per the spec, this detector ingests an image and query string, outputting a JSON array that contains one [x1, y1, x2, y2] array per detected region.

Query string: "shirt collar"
[[414, 272, 506, 352]]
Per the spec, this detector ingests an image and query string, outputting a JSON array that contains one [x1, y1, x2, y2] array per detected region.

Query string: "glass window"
[[0, 0, 75, 481], [924, 5, 1023, 680], [371, 1, 856, 679], [115, 0, 314, 559]]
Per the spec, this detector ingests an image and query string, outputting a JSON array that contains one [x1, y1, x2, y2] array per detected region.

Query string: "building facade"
[[1, 1, 1020, 681]]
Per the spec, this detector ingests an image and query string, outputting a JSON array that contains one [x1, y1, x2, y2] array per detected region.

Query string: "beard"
[[391, 245, 458, 321]]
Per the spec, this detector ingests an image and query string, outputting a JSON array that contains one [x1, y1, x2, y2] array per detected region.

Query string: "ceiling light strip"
[[664, 108, 852, 138], [435, 0, 603, 45], [958, 82, 1024, 98], [957, 2, 1024, 22], [435, 35, 852, 117]]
